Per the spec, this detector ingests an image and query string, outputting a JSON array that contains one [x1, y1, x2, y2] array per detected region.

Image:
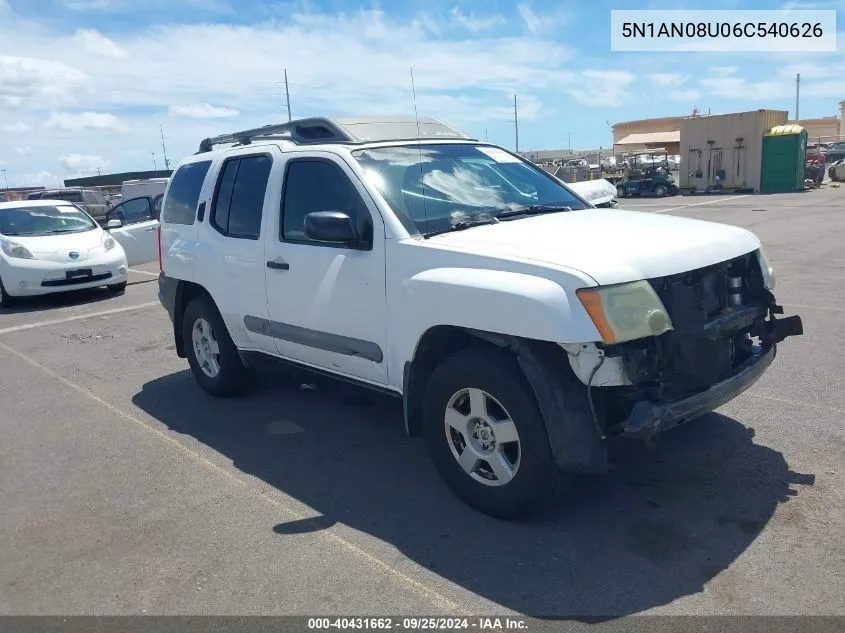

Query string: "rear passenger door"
[[197, 149, 278, 355]]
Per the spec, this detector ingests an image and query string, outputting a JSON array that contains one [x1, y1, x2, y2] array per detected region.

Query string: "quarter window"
[[162, 160, 212, 225], [210, 155, 272, 240], [281, 160, 368, 243]]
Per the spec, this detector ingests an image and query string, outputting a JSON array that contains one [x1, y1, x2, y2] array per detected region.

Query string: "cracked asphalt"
[[1, 187, 843, 618]]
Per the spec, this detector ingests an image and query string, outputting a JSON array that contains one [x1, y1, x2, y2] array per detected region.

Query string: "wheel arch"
[[173, 280, 213, 358], [402, 326, 609, 475]]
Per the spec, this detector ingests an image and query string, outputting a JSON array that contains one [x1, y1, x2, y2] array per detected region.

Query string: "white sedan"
[[0, 199, 130, 306]]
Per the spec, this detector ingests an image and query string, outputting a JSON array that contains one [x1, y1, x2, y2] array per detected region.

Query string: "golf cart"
[[615, 148, 679, 198]]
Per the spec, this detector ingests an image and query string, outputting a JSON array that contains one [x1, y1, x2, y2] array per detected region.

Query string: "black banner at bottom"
[[0, 616, 842, 633]]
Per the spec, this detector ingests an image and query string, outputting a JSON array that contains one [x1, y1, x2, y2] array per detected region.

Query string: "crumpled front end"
[[591, 249, 803, 438]]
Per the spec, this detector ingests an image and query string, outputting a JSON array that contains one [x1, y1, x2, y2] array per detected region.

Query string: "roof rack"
[[197, 116, 474, 153]]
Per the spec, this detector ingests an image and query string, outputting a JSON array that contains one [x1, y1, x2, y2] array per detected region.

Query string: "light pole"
[[152, 152, 157, 170]]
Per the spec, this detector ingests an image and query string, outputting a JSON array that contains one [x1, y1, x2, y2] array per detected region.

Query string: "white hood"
[[7, 228, 106, 263], [428, 209, 761, 285]]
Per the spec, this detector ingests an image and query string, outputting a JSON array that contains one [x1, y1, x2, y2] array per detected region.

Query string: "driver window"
[[111, 197, 153, 225], [281, 159, 368, 243]]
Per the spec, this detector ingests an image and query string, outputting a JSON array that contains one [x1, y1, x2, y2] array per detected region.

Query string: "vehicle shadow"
[[0, 287, 117, 314], [132, 365, 814, 619], [0, 278, 153, 315]]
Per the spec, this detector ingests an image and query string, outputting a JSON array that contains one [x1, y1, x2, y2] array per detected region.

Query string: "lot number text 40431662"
[[307, 617, 528, 630]]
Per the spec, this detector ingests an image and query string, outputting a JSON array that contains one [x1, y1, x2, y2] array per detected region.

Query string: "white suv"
[[157, 117, 803, 519]]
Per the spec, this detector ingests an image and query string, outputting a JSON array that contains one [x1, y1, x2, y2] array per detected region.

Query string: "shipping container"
[[679, 110, 788, 192]]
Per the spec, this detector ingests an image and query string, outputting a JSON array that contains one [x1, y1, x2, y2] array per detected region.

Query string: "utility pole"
[[284, 68, 292, 122], [513, 93, 519, 153], [568, 129, 571, 150], [795, 73, 800, 121], [152, 152, 157, 171], [1, 169, 7, 189], [160, 125, 170, 170], [97, 167, 101, 176]]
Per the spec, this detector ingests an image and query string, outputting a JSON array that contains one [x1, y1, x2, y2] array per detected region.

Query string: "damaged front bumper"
[[620, 311, 803, 438]]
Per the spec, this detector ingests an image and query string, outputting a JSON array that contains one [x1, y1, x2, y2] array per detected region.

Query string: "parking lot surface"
[[1, 189, 843, 618]]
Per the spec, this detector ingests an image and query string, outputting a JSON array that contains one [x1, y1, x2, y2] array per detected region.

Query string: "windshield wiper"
[[48, 228, 83, 233], [495, 203, 573, 220], [422, 218, 499, 239]]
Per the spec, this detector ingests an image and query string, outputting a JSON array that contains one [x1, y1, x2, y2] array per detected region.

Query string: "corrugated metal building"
[[679, 109, 788, 192]]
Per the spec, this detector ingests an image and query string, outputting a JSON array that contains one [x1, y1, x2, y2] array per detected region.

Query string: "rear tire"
[[182, 294, 253, 397], [422, 348, 565, 520]]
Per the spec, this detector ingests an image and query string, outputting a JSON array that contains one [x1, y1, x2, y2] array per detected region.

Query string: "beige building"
[[679, 109, 788, 193], [611, 115, 684, 155], [788, 116, 841, 143]]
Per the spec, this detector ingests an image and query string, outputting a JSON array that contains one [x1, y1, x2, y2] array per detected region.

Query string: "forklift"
[[614, 148, 679, 198]]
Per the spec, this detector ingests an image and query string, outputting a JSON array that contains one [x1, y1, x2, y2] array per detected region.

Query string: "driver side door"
[[105, 196, 160, 266]]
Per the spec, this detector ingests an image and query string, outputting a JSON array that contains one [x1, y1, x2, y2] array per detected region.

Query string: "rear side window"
[[162, 160, 212, 225], [210, 154, 272, 240]]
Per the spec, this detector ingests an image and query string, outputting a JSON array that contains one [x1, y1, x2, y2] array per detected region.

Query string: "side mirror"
[[304, 211, 366, 247], [106, 218, 123, 229]]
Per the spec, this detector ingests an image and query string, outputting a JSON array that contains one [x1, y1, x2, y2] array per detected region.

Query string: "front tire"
[[653, 184, 668, 197], [182, 294, 252, 397], [0, 278, 18, 308], [422, 348, 565, 520]]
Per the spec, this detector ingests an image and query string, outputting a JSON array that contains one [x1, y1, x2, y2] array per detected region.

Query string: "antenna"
[[160, 125, 170, 170], [284, 68, 292, 122]]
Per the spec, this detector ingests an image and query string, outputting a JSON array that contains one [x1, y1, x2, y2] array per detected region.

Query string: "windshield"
[[0, 204, 97, 236], [351, 143, 591, 235]]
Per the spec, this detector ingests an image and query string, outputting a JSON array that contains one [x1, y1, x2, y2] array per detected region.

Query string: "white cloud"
[[74, 29, 128, 59], [21, 171, 61, 188], [2, 122, 31, 133], [14, 146, 32, 155], [0, 56, 88, 108], [567, 70, 635, 107], [449, 7, 505, 33], [59, 153, 110, 173], [516, 3, 544, 36], [169, 103, 240, 118], [45, 111, 125, 131], [668, 89, 701, 101], [648, 73, 690, 87], [61, 0, 117, 9]]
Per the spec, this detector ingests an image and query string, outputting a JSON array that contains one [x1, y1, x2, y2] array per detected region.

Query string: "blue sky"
[[0, 0, 843, 186]]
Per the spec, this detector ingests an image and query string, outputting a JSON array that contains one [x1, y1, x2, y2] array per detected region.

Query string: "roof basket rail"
[[199, 118, 359, 153], [197, 116, 473, 153]]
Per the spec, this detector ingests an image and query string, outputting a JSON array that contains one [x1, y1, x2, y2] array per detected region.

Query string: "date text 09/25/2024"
[[307, 618, 528, 631]]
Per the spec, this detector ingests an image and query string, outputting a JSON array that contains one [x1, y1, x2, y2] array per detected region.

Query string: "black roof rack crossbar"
[[197, 116, 474, 153]]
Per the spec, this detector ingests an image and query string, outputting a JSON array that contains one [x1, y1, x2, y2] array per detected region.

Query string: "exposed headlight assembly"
[[577, 280, 673, 344], [756, 247, 776, 291], [1, 239, 36, 260]]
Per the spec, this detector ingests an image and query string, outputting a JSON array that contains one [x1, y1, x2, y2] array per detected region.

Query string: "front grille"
[[619, 252, 770, 401], [41, 272, 112, 287]]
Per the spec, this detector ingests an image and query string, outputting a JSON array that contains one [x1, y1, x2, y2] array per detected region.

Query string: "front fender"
[[389, 267, 601, 382]]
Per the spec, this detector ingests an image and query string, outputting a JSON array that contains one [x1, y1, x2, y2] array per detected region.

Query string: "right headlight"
[[577, 280, 673, 344], [1, 239, 36, 260]]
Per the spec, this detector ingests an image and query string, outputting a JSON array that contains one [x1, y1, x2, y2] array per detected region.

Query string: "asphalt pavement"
[[1, 188, 843, 618]]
